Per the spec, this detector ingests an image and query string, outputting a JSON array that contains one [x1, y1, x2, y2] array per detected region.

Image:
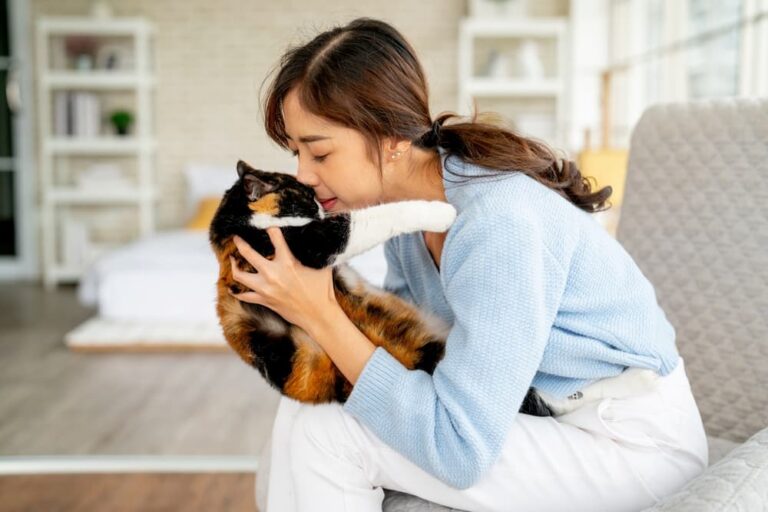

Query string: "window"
[[607, 0, 768, 146]]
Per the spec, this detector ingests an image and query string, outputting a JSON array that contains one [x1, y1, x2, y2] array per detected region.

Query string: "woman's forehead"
[[283, 99, 356, 149]]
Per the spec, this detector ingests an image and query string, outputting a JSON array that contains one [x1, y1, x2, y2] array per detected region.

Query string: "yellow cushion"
[[186, 196, 221, 230], [577, 149, 629, 208]]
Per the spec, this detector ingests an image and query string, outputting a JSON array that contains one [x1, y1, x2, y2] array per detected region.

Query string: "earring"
[[391, 151, 401, 159]]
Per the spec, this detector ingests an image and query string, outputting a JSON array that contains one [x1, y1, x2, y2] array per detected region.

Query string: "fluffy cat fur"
[[209, 160, 553, 416]]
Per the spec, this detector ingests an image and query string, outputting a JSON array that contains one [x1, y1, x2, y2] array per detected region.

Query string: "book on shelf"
[[53, 91, 102, 138]]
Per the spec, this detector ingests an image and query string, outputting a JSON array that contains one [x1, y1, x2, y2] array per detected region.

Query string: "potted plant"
[[109, 110, 134, 136]]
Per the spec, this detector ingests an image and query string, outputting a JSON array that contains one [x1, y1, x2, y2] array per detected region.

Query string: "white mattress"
[[77, 229, 389, 324]]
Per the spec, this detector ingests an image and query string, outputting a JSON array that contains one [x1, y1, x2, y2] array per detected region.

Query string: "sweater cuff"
[[343, 346, 405, 421]]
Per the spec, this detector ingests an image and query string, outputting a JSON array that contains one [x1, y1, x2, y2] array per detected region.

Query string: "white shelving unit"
[[458, 17, 569, 147], [36, 17, 156, 289]]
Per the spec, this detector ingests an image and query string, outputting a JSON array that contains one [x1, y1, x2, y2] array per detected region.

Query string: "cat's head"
[[209, 160, 324, 242]]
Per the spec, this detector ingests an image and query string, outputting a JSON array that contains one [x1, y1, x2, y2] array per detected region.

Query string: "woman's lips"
[[319, 197, 337, 210]]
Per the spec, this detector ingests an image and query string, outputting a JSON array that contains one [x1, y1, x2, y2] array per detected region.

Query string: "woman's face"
[[282, 88, 386, 213]]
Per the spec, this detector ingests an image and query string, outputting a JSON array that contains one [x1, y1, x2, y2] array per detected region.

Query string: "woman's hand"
[[230, 228, 338, 332]]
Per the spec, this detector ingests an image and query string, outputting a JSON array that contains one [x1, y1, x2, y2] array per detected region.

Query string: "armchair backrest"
[[616, 99, 768, 442]]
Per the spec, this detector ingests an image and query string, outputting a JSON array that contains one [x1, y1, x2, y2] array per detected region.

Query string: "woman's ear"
[[381, 137, 412, 161]]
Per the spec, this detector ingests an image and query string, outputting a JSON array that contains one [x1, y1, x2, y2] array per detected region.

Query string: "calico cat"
[[209, 160, 553, 416]]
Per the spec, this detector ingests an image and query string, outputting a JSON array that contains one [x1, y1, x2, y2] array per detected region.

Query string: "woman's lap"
[[257, 357, 707, 512]]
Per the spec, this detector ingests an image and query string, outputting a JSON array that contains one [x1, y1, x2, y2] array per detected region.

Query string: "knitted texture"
[[343, 151, 681, 489]]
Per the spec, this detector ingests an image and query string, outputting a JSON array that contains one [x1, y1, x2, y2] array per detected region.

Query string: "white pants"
[[255, 357, 708, 512]]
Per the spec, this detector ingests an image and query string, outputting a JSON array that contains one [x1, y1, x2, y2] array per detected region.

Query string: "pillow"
[[185, 196, 221, 231], [183, 164, 236, 218]]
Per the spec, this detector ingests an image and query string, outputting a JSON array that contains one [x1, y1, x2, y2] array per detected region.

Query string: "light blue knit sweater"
[[342, 150, 680, 489]]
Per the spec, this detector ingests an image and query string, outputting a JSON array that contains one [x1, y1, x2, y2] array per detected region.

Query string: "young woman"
[[230, 17, 708, 512]]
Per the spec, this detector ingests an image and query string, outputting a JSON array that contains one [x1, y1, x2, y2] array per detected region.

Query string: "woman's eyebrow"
[[286, 135, 332, 143]]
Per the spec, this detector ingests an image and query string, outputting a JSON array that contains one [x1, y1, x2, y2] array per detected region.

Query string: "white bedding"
[[77, 229, 389, 324]]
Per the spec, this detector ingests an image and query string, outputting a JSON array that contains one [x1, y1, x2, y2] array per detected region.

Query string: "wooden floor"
[[0, 281, 280, 456], [0, 473, 258, 512]]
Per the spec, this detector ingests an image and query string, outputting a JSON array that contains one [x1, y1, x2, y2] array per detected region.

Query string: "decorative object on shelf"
[[515, 39, 544, 79], [109, 109, 134, 136], [482, 49, 510, 78], [76, 54, 93, 70], [65, 36, 97, 70], [469, 0, 528, 18], [95, 42, 131, 70]]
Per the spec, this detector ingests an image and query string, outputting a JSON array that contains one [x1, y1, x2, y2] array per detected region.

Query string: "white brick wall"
[[30, 0, 465, 228]]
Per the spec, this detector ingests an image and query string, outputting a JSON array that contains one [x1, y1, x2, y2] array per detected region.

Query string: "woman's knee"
[[289, 402, 352, 461]]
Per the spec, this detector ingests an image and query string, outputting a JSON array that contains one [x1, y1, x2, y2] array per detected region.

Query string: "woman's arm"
[[342, 206, 570, 489], [305, 302, 376, 385]]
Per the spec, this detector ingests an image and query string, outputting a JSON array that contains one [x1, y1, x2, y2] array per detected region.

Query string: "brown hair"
[[262, 18, 612, 214]]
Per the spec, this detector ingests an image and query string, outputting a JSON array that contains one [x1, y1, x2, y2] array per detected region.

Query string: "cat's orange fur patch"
[[248, 193, 280, 214], [283, 329, 339, 402], [213, 237, 258, 365], [216, 293, 255, 365], [335, 290, 426, 370]]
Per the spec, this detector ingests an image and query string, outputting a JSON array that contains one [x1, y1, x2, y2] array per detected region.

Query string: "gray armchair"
[[383, 98, 768, 511]]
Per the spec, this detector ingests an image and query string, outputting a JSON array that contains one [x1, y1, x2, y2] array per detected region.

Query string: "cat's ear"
[[236, 159, 254, 179], [244, 175, 277, 201], [237, 160, 277, 200]]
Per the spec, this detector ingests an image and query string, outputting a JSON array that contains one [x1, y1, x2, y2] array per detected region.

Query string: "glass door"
[[0, 0, 16, 257]]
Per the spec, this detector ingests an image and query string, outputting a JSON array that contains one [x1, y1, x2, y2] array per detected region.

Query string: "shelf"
[[38, 17, 152, 36], [47, 187, 156, 204], [38, 15, 157, 289], [50, 265, 83, 282], [466, 78, 562, 97], [460, 18, 567, 37], [43, 71, 154, 89], [45, 137, 154, 155], [51, 244, 120, 281]]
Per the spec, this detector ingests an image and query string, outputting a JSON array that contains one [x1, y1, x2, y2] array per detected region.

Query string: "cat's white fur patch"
[[314, 199, 326, 220], [249, 214, 312, 229], [537, 367, 661, 416], [334, 201, 457, 265], [259, 313, 288, 337]]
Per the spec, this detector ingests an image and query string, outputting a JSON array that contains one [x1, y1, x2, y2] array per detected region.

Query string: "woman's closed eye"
[[291, 149, 329, 163]]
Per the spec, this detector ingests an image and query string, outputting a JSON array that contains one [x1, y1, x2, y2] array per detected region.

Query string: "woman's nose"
[[295, 165, 320, 187]]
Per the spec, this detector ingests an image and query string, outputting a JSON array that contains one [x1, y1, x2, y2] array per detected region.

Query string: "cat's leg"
[[333, 201, 456, 264], [254, 200, 455, 268]]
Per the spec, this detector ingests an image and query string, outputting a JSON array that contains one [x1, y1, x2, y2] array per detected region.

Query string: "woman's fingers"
[[230, 255, 269, 290], [230, 290, 266, 306], [233, 235, 270, 271], [265, 227, 294, 261]]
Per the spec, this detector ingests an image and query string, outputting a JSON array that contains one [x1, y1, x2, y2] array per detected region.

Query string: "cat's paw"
[[420, 201, 457, 232]]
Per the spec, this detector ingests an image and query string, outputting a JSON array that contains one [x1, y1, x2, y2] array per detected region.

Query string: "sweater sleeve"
[[381, 237, 416, 305], [343, 208, 569, 489]]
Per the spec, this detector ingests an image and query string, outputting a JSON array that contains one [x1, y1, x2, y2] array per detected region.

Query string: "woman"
[[231, 17, 708, 512]]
